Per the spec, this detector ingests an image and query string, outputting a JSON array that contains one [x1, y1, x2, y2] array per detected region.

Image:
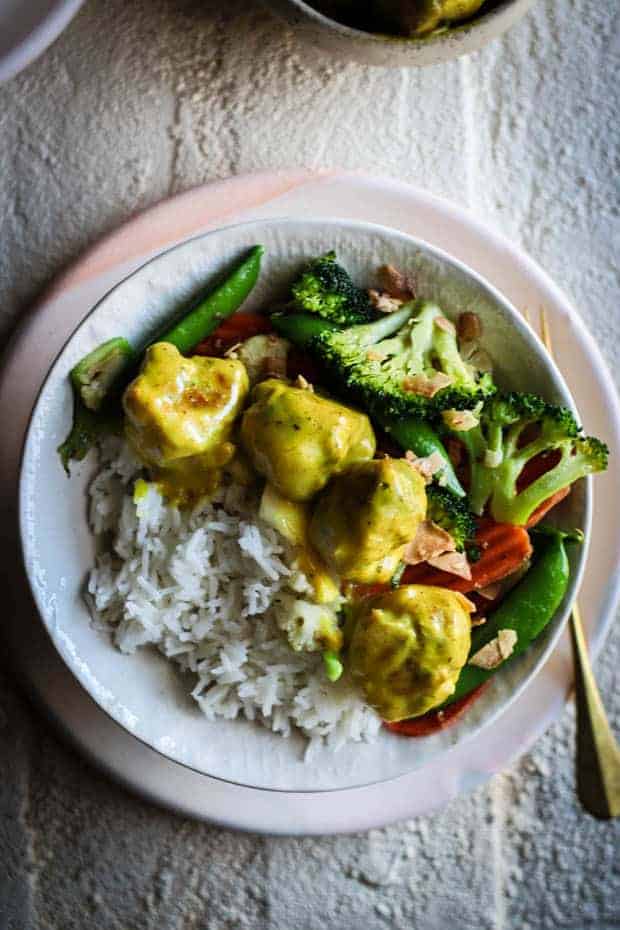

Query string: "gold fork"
[[535, 307, 620, 818]]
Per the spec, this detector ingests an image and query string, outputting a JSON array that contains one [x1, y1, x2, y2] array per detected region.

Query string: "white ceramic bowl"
[[262, 0, 536, 66], [19, 217, 589, 792], [0, 0, 84, 83]]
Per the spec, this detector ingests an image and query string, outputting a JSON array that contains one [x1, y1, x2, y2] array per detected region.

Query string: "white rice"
[[86, 437, 381, 755]]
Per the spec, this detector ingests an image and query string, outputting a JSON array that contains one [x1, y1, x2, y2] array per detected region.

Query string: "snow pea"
[[445, 528, 579, 706], [157, 244, 264, 354], [378, 415, 464, 497]]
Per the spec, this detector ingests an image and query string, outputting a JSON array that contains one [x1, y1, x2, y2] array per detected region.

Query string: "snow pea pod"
[[271, 311, 464, 496], [445, 528, 578, 706], [379, 415, 464, 497], [157, 244, 264, 354]]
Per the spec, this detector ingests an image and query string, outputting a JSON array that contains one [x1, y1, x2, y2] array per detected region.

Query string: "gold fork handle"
[[571, 603, 620, 818]]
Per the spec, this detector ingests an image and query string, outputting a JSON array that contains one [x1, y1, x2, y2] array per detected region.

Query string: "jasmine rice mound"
[[86, 437, 381, 756]]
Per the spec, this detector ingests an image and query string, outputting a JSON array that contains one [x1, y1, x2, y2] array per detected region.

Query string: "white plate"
[[0, 0, 83, 83], [2, 171, 619, 831], [19, 215, 590, 792]]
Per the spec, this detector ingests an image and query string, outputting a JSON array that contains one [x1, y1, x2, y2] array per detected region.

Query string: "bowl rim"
[[0, 0, 85, 84], [18, 214, 591, 793], [270, 0, 532, 47]]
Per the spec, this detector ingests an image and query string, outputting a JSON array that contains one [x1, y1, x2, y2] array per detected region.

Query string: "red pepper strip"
[[384, 684, 487, 737], [194, 312, 273, 356]]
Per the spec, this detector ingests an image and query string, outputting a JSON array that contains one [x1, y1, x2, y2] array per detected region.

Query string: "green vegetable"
[[444, 528, 579, 707], [59, 245, 264, 472], [449, 391, 609, 525], [323, 650, 344, 682], [157, 244, 264, 354], [426, 484, 477, 553], [71, 337, 135, 411], [271, 311, 340, 346], [289, 251, 376, 325], [310, 298, 495, 421], [271, 308, 465, 496], [380, 416, 465, 497], [58, 399, 121, 474]]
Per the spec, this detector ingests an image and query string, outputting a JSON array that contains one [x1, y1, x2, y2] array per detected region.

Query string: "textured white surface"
[[1, 0, 619, 928]]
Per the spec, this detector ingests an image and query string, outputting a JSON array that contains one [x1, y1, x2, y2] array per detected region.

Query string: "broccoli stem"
[[271, 312, 340, 345], [492, 447, 595, 526]]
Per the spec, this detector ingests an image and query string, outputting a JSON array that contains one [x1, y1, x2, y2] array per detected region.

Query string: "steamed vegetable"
[[448, 391, 609, 525], [289, 251, 376, 325], [426, 484, 477, 554], [308, 299, 495, 421], [443, 528, 578, 707], [71, 337, 135, 412], [157, 245, 264, 354]]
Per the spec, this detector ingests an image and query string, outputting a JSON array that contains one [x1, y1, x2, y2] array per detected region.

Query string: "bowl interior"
[[263, 0, 534, 66], [19, 217, 588, 791]]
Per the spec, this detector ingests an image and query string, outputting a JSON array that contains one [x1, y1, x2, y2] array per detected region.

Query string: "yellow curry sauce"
[[240, 378, 376, 501], [347, 585, 473, 720], [123, 342, 249, 506]]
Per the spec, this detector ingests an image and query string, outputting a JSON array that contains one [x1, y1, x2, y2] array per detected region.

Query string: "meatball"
[[347, 585, 473, 720]]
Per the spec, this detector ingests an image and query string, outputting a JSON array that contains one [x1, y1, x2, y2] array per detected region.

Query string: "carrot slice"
[[194, 313, 273, 356], [401, 518, 532, 594], [384, 684, 487, 737]]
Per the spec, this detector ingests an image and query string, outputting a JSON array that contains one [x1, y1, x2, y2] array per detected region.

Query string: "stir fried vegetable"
[[61, 245, 609, 742]]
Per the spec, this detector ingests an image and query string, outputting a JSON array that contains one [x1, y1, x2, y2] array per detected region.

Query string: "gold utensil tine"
[[539, 307, 620, 819]]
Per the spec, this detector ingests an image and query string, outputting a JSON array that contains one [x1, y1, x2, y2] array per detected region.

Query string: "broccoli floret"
[[451, 391, 609, 525], [312, 298, 495, 421], [290, 251, 377, 325], [426, 484, 477, 553]]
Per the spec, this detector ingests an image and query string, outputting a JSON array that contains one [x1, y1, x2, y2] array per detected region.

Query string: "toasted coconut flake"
[[403, 520, 456, 565], [427, 551, 472, 580], [404, 450, 445, 481], [402, 372, 454, 398], [469, 628, 518, 669], [434, 315, 456, 335], [457, 312, 482, 342], [442, 408, 480, 432], [477, 582, 502, 601], [366, 349, 386, 361], [378, 264, 415, 301], [368, 289, 403, 314], [461, 342, 494, 373], [498, 628, 518, 657], [224, 342, 242, 359], [294, 374, 314, 392], [471, 616, 487, 627]]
